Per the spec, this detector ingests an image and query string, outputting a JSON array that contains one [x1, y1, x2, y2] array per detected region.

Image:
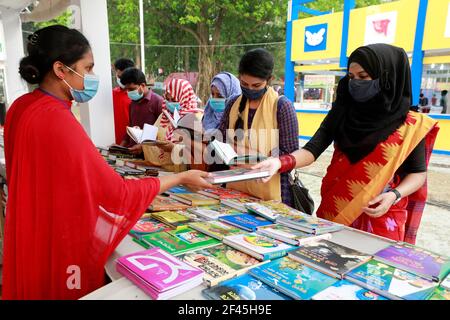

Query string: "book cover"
[[427, 286, 450, 300], [249, 257, 339, 300], [219, 213, 274, 232], [116, 247, 203, 292], [151, 211, 191, 227], [189, 221, 245, 240], [170, 193, 220, 206], [178, 244, 264, 286], [202, 274, 291, 300], [311, 279, 388, 300], [277, 213, 343, 235], [188, 205, 243, 220], [345, 259, 438, 300], [164, 185, 193, 196], [198, 188, 251, 200], [246, 200, 306, 222], [223, 233, 296, 261], [288, 240, 372, 278], [221, 197, 261, 211], [130, 217, 172, 235], [374, 243, 450, 282], [256, 224, 332, 246], [141, 225, 221, 256], [148, 195, 190, 212], [206, 168, 270, 185]]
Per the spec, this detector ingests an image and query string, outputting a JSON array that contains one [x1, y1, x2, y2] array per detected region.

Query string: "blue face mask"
[[166, 101, 181, 113], [63, 65, 99, 103], [241, 86, 267, 100], [127, 88, 144, 101], [208, 98, 226, 112]]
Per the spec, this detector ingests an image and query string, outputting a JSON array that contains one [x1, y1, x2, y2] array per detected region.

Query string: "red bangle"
[[278, 154, 297, 173]]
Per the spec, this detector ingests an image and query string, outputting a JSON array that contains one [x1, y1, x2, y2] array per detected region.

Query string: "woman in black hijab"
[[254, 44, 440, 244]]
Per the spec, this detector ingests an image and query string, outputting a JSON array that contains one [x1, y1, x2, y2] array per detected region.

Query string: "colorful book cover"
[[256, 224, 332, 246], [345, 260, 438, 300], [427, 286, 450, 300], [116, 247, 203, 292], [202, 274, 291, 300], [140, 225, 221, 256], [187, 204, 243, 220], [189, 221, 245, 240], [223, 233, 296, 261], [311, 279, 388, 300], [198, 188, 251, 200], [219, 213, 274, 232], [249, 257, 339, 300], [151, 210, 191, 227], [130, 217, 172, 235], [288, 240, 372, 278], [277, 212, 342, 235], [171, 193, 220, 206], [221, 197, 261, 211], [164, 185, 193, 195], [246, 200, 308, 221], [148, 195, 190, 212], [374, 243, 450, 282], [178, 244, 264, 286]]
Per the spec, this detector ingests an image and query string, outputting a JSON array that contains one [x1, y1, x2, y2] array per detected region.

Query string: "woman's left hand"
[[362, 192, 397, 218]]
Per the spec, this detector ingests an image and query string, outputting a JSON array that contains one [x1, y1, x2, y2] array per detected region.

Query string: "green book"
[[140, 225, 221, 256]]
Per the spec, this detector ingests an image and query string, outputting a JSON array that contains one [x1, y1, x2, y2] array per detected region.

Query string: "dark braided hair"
[[19, 25, 91, 84]]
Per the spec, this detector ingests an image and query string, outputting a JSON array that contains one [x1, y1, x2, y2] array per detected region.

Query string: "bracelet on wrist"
[[278, 154, 297, 173]]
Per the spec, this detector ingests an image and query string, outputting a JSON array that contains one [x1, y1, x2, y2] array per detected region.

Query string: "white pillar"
[[76, 0, 115, 147], [139, 0, 145, 74], [0, 9, 28, 108]]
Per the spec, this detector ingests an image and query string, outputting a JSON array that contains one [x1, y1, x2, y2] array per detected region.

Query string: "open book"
[[210, 139, 267, 165], [162, 109, 181, 128], [127, 123, 159, 144]]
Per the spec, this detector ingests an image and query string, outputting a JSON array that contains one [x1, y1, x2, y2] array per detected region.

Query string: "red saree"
[[317, 112, 439, 244], [3, 89, 160, 299]]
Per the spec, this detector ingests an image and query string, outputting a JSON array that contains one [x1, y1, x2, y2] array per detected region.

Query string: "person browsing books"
[[112, 58, 134, 144], [3, 25, 213, 300], [202, 72, 242, 132], [119, 67, 163, 154], [215, 48, 299, 206], [252, 44, 440, 244]]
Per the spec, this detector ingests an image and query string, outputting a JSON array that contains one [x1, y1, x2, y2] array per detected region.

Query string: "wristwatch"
[[390, 189, 402, 204]]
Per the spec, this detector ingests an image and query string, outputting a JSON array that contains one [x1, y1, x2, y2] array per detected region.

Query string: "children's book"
[[139, 225, 221, 255], [116, 247, 203, 300], [202, 274, 291, 300], [374, 243, 450, 282], [249, 257, 339, 300], [221, 196, 261, 212], [189, 221, 245, 240], [148, 195, 190, 212], [219, 213, 274, 232], [130, 217, 172, 236], [187, 205, 243, 220], [206, 168, 270, 185], [197, 188, 251, 200], [256, 224, 332, 246], [170, 193, 220, 206], [151, 210, 192, 228], [223, 233, 296, 261], [276, 212, 343, 235], [345, 259, 438, 300], [178, 244, 266, 286], [288, 240, 372, 279], [311, 279, 388, 300]]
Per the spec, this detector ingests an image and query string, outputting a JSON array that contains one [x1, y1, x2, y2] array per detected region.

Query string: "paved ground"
[[298, 140, 450, 257]]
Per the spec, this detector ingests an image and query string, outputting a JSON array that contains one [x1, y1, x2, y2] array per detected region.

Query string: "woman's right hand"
[[178, 170, 214, 191], [251, 157, 281, 183]]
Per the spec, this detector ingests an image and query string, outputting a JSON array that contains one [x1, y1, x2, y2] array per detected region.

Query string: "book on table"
[[374, 242, 450, 282], [202, 274, 291, 300], [287, 240, 372, 279], [311, 279, 388, 300], [197, 187, 252, 200], [163, 185, 194, 196], [114, 166, 146, 176], [138, 225, 221, 255], [222, 233, 296, 261], [187, 204, 243, 220], [169, 193, 220, 206], [178, 243, 268, 287], [256, 224, 332, 246], [276, 211, 343, 235], [249, 256, 339, 300], [188, 221, 245, 240], [427, 285, 450, 300], [116, 247, 204, 300], [150, 210, 192, 228], [221, 196, 261, 212], [148, 195, 190, 212], [219, 213, 274, 232], [345, 259, 438, 300], [129, 217, 173, 238], [210, 139, 267, 165], [205, 168, 270, 185], [127, 123, 159, 144]]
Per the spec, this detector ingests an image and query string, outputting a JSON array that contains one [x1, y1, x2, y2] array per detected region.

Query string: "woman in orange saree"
[[253, 44, 439, 244]]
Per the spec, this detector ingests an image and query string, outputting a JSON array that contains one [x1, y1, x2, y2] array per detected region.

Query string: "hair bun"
[[19, 57, 41, 84]]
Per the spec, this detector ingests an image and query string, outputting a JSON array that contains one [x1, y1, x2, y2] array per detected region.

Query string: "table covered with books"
[[81, 147, 450, 301]]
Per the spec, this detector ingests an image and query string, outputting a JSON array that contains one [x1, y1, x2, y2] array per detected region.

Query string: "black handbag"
[[289, 170, 315, 215]]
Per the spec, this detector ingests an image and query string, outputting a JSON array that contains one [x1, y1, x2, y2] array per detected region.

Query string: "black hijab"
[[325, 44, 412, 163]]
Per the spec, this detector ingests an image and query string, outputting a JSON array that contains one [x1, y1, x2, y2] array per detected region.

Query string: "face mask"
[[117, 77, 125, 89], [208, 98, 226, 112], [62, 65, 99, 103], [241, 86, 267, 100], [348, 78, 381, 103], [166, 101, 181, 113], [128, 88, 144, 101]]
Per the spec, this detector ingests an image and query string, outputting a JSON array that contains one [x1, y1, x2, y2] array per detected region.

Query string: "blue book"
[[345, 259, 438, 300], [164, 185, 193, 195], [202, 274, 291, 300], [249, 257, 339, 300], [219, 213, 274, 232], [311, 279, 388, 300]]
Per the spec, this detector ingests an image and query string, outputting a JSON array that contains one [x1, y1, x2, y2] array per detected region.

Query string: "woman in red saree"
[[2, 25, 212, 300], [254, 44, 439, 244]]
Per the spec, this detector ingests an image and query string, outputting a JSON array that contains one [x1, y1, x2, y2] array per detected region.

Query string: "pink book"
[[116, 248, 203, 293]]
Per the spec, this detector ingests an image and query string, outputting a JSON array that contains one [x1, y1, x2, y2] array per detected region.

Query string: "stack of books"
[[187, 204, 242, 220], [197, 187, 252, 201], [221, 196, 261, 211], [151, 211, 193, 228], [129, 217, 172, 240], [116, 248, 204, 300], [256, 224, 332, 246], [148, 195, 190, 212], [189, 221, 245, 240], [219, 213, 274, 232], [276, 212, 342, 235]]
